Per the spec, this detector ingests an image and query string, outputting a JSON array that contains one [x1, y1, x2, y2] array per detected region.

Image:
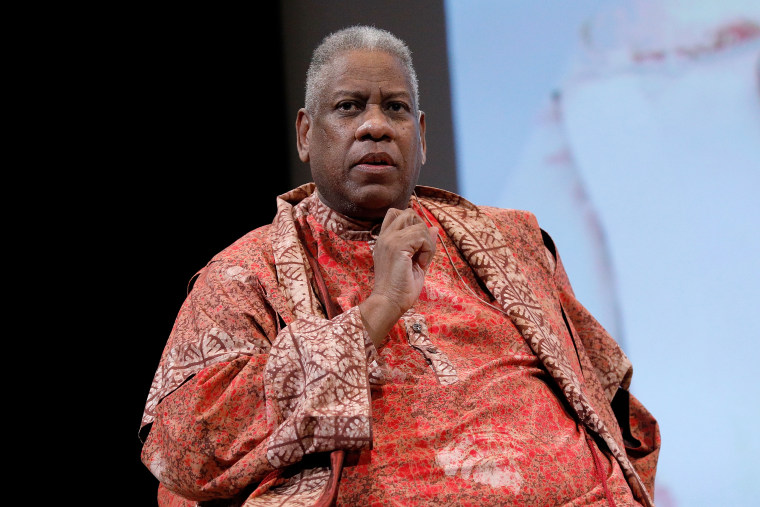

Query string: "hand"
[[359, 208, 438, 347]]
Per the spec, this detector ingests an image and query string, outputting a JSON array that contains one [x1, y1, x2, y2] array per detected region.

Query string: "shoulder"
[[478, 205, 556, 273], [415, 185, 539, 232], [194, 224, 277, 290], [213, 224, 274, 264], [415, 186, 553, 268], [415, 186, 556, 278], [478, 205, 539, 230], [473, 203, 543, 247]]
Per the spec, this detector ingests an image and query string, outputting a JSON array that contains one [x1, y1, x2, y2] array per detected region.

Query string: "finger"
[[413, 226, 438, 270], [401, 208, 425, 227], [381, 208, 424, 234], [380, 208, 404, 233]]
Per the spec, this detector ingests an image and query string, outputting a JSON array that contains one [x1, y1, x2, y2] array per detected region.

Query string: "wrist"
[[359, 293, 405, 348]]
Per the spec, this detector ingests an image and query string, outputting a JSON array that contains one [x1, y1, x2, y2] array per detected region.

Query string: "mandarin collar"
[[300, 191, 417, 242]]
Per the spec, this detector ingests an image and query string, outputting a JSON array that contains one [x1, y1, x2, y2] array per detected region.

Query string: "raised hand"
[[359, 208, 438, 348]]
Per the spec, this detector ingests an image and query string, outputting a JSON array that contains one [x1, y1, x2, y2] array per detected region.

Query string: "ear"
[[418, 110, 427, 165], [296, 108, 311, 163]]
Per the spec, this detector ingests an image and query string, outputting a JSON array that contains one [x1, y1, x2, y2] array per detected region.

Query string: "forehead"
[[321, 50, 413, 97]]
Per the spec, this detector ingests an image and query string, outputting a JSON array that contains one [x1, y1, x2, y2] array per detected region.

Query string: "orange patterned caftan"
[[140, 184, 659, 506]]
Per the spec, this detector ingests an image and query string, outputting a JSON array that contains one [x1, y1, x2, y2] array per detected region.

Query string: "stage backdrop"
[[445, 1, 760, 506]]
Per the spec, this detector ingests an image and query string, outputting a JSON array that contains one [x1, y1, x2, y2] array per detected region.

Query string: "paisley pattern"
[[140, 183, 659, 506], [264, 309, 373, 468]]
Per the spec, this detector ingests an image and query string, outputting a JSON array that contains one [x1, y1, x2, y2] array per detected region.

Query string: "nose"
[[355, 106, 394, 141]]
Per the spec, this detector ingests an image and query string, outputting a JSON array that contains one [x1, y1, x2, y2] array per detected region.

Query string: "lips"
[[355, 152, 395, 167]]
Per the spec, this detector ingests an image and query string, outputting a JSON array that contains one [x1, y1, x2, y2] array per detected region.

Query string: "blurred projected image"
[[496, 2, 759, 506], [500, 0, 760, 342], [445, 0, 760, 505]]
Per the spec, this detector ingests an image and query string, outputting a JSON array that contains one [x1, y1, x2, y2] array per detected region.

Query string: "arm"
[[141, 258, 375, 503], [545, 232, 661, 496], [142, 208, 436, 503]]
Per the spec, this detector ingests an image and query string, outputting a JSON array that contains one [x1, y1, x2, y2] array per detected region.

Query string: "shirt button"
[[412, 323, 423, 333]]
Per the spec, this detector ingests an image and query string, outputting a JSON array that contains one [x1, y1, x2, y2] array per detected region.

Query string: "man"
[[140, 26, 659, 506]]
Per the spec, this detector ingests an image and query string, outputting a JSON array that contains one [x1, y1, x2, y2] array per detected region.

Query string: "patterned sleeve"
[[140, 259, 374, 503]]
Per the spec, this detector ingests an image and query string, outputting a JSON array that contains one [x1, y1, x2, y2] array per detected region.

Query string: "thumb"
[[428, 226, 439, 243]]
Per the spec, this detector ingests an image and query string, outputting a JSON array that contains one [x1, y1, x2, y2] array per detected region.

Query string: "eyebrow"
[[330, 89, 412, 101]]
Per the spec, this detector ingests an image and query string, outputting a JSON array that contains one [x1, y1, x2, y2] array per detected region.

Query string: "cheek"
[[398, 124, 420, 150], [311, 129, 341, 163], [320, 127, 352, 159]]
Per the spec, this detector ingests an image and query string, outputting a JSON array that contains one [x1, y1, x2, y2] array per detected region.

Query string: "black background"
[[71, 6, 290, 504]]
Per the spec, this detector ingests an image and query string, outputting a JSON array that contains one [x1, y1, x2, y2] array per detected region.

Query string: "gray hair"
[[304, 25, 420, 114]]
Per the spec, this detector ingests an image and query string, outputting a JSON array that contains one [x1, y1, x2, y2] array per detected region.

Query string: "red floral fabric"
[[299, 194, 636, 506], [140, 184, 658, 506]]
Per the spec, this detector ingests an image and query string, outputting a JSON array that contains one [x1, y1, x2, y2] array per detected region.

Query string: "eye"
[[337, 101, 359, 112], [387, 102, 407, 113]]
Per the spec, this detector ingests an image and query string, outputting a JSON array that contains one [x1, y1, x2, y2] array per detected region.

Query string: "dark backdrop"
[[102, 6, 290, 505]]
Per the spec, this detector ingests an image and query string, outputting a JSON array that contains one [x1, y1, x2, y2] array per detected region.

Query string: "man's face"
[[297, 50, 426, 220]]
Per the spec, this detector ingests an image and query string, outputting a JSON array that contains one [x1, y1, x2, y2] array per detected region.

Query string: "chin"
[[319, 183, 413, 220], [346, 203, 390, 221], [356, 194, 411, 218]]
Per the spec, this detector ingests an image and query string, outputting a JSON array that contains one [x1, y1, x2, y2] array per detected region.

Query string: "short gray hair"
[[304, 25, 420, 114]]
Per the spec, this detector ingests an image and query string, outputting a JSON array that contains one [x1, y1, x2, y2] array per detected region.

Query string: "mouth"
[[354, 152, 396, 171]]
